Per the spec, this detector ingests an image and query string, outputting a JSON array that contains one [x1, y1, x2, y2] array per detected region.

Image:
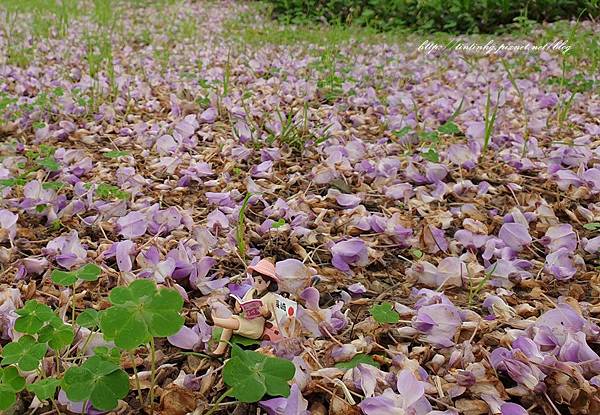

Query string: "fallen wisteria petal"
[[116, 211, 148, 239], [259, 384, 309, 415], [413, 304, 462, 347], [498, 222, 532, 251], [330, 238, 369, 272]]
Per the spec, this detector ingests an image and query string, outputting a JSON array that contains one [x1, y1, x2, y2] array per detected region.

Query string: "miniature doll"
[[210, 258, 280, 356]]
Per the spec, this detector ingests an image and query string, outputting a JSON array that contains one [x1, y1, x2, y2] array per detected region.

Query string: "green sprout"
[[369, 302, 400, 324], [104, 150, 130, 158]]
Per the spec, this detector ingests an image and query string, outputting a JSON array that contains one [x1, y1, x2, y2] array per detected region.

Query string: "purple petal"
[[115, 240, 136, 272], [167, 326, 200, 350], [116, 211, 147, 239], [498, 223, 532, 251]]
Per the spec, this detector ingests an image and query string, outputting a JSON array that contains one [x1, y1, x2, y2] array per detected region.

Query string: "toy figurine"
[[210, 258, 283, 356]]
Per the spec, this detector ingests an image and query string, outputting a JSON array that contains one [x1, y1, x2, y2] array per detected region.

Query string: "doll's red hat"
[[247, 259, 280, 283]]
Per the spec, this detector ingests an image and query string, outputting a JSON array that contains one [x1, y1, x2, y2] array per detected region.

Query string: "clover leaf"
[[51, 263, 102, 286], [0, 386, 16, 411], [438, 121, 461, 135], [62, 355, 129, 411], [51, 270, 77, 286], [14, 300, 56, 334], [0, 366, 25, 411], [99, 279, 184, 349], [77, 263, 102, 281], [77, 309, 100, 329], [1, 335, 47, 371], [38, 319, 74, 351], [27, 378, 61, 401], [223, 344, 295, 403], [370, 302, 400, 324], [421, 148, 440, 163], [335, 354, 381, 369], [0, 367, 25, 392]]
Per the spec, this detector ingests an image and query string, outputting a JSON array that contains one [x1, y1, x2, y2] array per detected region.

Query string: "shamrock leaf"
[[421, 148, 440, 163], [393, 126, 412, 138], [1, 335, 47, 371], [62, 355, 129, 411], [38, 319, 74, 351], [223, 344, 295, 403], [27, 378, 61, 401], [437, 121, 461, 134], [92, 347, 121, 365], [335, 354, 381, 369], [370, 302, 400, 324], [51, 270, 77, 286], [14, 300, 56, 334], [0, 367, 25, 392], [99, 279, 184, 349], [36, 157, 60, 172], [410, 248, 424, 259], [77, 263, 102, 281], [271, 218, 286, 229], [77, 309, 100, 329], [0, 366, 25, 411], [51, 263, 102, 286]]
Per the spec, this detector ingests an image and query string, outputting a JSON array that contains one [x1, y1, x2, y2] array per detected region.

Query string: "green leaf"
[[223, 344, 294, 403], [0, 367, 25, 392], [99, 280, 184, 349], [335, 354, 381, 369], [0, 386, 16, 411], [421, 148, 440, 163], [62, 355, 129, 411], [271, 218, 286, 229], [369, 303, 400, 324], [52, 264, 101, 285], [437, 121, 461, 134], [583, 222, 600, 231], [104, 150, 130, 158], [418, 131, 439, 143], [51, 270, 77, 286], [77, 309, 100, 329], [232, 334, 262, 346], [38, 320, 74, 351], [27, 378, 61, 401], [410, 248, 424, 259], [14, 300, 56, 334], [36, 157, 60, 172], [77, 263, 102, 281], [1, 335, 47, 371], [41, 181, 65, 191], [0, 178, 25, 188], [393, 126, 412, 138]]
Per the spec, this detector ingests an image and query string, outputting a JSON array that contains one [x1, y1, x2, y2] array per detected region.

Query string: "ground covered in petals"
[[1, 1, 600, 414]]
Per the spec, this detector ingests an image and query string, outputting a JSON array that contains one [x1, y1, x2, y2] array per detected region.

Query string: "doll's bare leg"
[[211, 316, 240, 355], [213, 328, 233, 355]]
